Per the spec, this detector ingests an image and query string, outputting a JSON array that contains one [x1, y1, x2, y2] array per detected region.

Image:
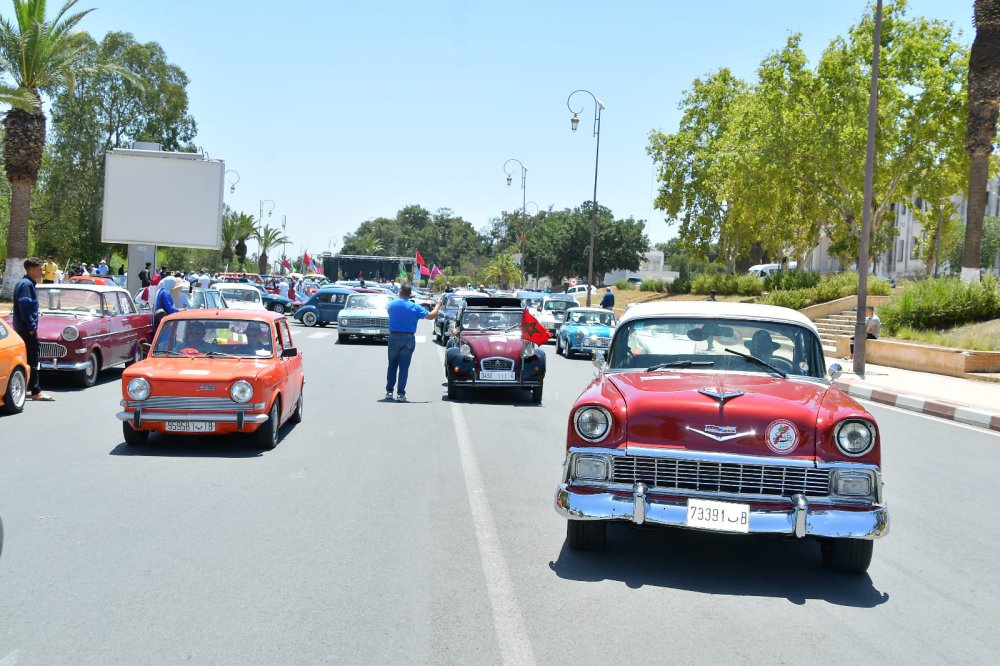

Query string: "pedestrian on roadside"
[[707, 290, 718, 302], [11, 257, 55, 401], [97, 260, 109, 276], [849, 305, 881, 357], [385, 284, 443, 402], [601, 287, 615, 310], [40, 257, 57, 284], [197, 269, 211, 291], [138, 262, 152, 288]]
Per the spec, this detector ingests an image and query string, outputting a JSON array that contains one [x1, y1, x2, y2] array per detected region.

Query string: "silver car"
[[337, 293, 392, 343]]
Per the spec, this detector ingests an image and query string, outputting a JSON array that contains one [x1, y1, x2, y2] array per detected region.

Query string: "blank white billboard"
[[101, 149, 224, 249]]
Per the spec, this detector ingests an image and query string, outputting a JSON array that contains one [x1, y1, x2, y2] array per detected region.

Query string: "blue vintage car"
[[554, 306, 617, 358], [292, 286, 356, 327]]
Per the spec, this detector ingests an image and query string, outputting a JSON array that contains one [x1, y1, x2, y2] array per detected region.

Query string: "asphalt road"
[[1, 319, 998, 664]]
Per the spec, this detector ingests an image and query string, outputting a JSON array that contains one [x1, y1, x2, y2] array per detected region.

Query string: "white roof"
[[38, 283, 124, 292], [567, 306, 615, 314], [620, 301, 819, 336], [216, 283, 258, 291]]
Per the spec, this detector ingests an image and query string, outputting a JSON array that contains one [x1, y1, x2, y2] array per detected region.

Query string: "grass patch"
[[887, 319, 1000, 351]]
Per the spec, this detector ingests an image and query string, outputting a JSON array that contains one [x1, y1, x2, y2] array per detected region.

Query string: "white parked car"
[[747, 262, 798, 278], [214, 284, 268, 311], [566, 284, 599, 296], [535, 294, 577, 337]]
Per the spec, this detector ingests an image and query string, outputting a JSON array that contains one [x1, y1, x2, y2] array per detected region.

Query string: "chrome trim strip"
[[38, 360, 90, 371], [125, 397, 265, 411], [116, 410, 268, 424], [685, 426, 756, 442]]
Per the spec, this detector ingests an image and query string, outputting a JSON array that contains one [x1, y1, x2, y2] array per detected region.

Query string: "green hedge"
[[758, 272, 892, 309], [690, 272, 763, 296], [878, 276, 1000, 334], [640, 279, 667, 293], [615, 279, 632, 291], [764, 270, 821, 292]]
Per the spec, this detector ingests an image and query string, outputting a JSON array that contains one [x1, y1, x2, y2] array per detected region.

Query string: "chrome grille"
[[39, 342, 68, 358], [343, 316, 388, 327], [612, 456, 830, 498], [126, 396, 255, 411], [481, 357, 514, 372]]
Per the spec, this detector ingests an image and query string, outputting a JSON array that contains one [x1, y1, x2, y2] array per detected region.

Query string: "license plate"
[[480, 370, 515, 381], [686, 498, 750, 533], [360, 329, 381, 335], [165, 421, 216, 433]]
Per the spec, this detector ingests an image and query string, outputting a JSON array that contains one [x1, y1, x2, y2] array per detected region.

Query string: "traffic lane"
[[0, 325, 499, 663], [466, 354, 999, 663]]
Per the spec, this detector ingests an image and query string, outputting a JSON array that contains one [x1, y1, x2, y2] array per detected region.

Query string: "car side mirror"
[[140, 341, 151, 358], [592, 351, 606, 371], [827, 362, 842, 381], [281, 347, 298, 358]]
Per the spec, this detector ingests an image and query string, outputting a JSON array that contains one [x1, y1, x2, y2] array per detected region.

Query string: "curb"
[[833, 380, 1000, 433]]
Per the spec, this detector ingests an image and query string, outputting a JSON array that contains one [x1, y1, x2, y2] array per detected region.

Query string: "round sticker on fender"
[[765, 419, 799, 454]]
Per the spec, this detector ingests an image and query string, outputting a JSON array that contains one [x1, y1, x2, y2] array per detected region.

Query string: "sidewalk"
[[827, 356, 1000, 432]]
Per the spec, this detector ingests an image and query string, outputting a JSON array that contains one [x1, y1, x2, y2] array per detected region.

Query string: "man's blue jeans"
[[386, 333, 417, 394]]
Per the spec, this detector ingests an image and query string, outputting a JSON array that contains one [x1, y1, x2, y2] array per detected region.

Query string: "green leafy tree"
[[254, 224, 290, 274], [481, 251, 520, 289], [359, 232, 384, 256], [231, 212, 257, 270]]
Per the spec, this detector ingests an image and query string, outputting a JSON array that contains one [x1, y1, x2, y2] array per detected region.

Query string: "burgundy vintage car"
[[554, 301, 888, 573], [444, 297, 546, 403], [21, 284, 153, 387]]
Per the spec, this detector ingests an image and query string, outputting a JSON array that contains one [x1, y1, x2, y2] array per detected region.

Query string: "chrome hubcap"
[[10, 370, 25, 407], [87, 355, 97, 380]]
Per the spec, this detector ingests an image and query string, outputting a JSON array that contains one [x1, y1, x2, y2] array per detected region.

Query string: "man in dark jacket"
[[12, 257, 54, 401], [600, 287, 615, 310]]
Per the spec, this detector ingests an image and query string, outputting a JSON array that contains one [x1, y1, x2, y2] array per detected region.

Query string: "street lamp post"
[[258, 199, 275, 225], [281, 214, 288, 276], [504, 158, 528, 288], [225, 170, 240, 194], [567, 89, 605, 307], [525, 201, 541, 289]]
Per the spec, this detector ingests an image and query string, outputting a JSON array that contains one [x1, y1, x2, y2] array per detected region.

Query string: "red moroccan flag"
[[415, 250, 425, 266], [522, 308, 551, 345]]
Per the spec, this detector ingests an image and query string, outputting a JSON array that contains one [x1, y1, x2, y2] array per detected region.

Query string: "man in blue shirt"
[[600, 287, 615, 310], [385, 284, 443, 402], [12, 257, 54, 401]]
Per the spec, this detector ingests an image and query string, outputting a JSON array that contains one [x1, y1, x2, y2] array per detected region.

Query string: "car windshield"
[[569, 311, 617, 326], [219, 288, 261, 303], [190, 290, 224, 309], [608, 317, 825, 378], [462, 310, 521, 331], [345, 294, 390, 309], [153, 319, 274, 358], [37, 287, 105, 314], [445, 296, 465, 309], [544, 300, 572, 311]]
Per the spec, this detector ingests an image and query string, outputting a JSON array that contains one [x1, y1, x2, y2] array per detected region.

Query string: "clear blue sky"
[[74, 0, 971, 258]]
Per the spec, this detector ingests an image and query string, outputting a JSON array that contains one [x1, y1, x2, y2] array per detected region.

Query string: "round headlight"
[[574, 406, 612, 442], [230, 380, 254, 404], [573, 331, 584, 339], [62, 326, 79, 342], [522, 340, 536, 356], [339, 319, 347, 326], [835, 420, 875, 457], [127, 377, 150, 401], [459, 343, 472, 357]]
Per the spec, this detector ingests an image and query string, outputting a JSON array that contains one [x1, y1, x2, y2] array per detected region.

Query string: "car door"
[[101, 292, 130, 363], [315, 292, 335, 322], [275, 320, 300, 420], [115, 292, 147, 361]]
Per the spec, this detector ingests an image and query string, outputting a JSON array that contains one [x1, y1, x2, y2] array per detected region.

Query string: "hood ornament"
[[687, 425, 755, 442], [698, 388, 744, 405]]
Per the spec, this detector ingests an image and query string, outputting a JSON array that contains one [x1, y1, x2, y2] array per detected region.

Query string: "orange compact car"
[[0, 320, 29, 415], [117, 310, 305, 449]]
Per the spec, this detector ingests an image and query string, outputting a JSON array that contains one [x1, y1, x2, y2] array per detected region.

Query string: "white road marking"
[[438, 348, 535, 665], [307, 331, 332, 339], [0, 650, 19, 666]]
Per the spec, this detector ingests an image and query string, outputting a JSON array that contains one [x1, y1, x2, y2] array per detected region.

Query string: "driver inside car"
[[464, 313, 481, 330], [746, 330, 782, 362], [243, 323, 273, 354], [174, 321, 210, 355]]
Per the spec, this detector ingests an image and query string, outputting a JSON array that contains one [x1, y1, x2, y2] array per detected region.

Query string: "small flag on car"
[[522, 308, 551, 345]]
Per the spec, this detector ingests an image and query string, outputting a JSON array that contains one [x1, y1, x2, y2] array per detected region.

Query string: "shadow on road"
[[106, 428, 296, 458], [548, 524, 889, 608], [439, 384, 543, 407], [37, 366, 123, 392]]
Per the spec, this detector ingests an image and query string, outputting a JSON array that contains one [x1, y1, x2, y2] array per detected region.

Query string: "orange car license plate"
[[165, 421, 216, 433]]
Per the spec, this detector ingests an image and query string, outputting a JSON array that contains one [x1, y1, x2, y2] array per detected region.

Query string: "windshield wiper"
[[204, 350, 240, 358], [724, 348, 787, 378], [154, 349, 188, 357], [647, 360, 715, 371]]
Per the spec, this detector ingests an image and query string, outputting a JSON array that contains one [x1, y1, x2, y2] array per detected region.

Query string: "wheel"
[[271, 303, 287, 315], [555, 336, 562, 354], [820, 538, 873, 573], [447, 379, 457, 400], [254, 400, 280, 450], [75, 351, 99, 388], [1, 367, 27, 415], [301, 311, 318, 327], [289, 389, 303, 424], [435, 327, 442, 344], [531, 382, 543, 404], [122, 421, 149, 445], [338, 334, 348, 344], [566, 520, 606, 550]]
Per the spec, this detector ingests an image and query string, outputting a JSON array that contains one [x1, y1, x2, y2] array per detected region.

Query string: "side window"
[[104, 294, 122, 316], [277, 321, 293, 350], [0, 320, 7, 339], [117, 292, 136, 315], [318, 293, 332, 303]]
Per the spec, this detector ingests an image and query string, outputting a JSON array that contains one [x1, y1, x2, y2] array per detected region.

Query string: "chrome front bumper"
[[39, 359, 91, 371], [116, 410, 269, 426], [554, 483, 889, 540]]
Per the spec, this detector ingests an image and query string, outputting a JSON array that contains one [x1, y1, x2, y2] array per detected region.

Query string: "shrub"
[[691, 272, 739, 295], [758, 288, 817, 310], [764, 270, 821, 292], [878, 276, 1000, 334], [735, 274, 764, 296], [615, 279, 632, 291], [669, 276, 691, 294], [640, 279, 666, 292]]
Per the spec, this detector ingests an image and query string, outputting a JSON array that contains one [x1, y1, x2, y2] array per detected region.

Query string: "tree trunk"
[[0, 180, 34, 299], [961, 0, 1000, 282]]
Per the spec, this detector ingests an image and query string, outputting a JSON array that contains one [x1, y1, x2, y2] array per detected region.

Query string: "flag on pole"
[[415, 250, 425, 267], [303, 251, 313, 270], [430, 264, 443, 280], [419, 264, 430, 276], [282, 258, 291, 270], [399, 264, 407, 282], [522, 308, 551, 344]]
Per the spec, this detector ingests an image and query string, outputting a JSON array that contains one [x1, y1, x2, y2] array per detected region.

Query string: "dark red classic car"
[[12, 284, 154, 387], [444, 297, 546, 403], [554, 302, 888, 573]]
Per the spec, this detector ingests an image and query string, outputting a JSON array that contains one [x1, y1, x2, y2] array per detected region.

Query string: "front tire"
[[338, 333, 348, 344], [301, 311, 318, 327], [447, 379, 457, 400], [75, 351, 99, 388], [255, 400, 280, 450], [122, 421, 149, 445], [531, 382, 543, 404], [271, 303, 287, 315], [289, 389, 303, 424], [820, 538, 874, 574], [566, 520, 606, 550], [1, 367, 27, 414]]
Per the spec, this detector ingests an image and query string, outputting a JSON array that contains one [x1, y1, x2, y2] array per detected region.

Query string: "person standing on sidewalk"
[[385, 284, 443, 402], [600, 287, 615, 310], [12, 257, 55, 401]]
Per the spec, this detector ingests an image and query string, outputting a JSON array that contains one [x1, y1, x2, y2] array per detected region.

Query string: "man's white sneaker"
[[385, 392, 394, 400], [396, 394, 408, 402]]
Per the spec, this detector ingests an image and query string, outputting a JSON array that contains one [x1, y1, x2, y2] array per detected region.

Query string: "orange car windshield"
[[153, 319, 274, 358]]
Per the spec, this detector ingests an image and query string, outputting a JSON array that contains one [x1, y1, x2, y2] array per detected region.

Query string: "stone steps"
[[814, 310, 859, 354]]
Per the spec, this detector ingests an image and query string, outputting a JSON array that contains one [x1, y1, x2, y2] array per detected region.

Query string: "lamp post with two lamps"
[[567, 89, 605, 307], [524, 201, 542, 289], [503, 158, 528, 287], [225, 170, 240, 194]]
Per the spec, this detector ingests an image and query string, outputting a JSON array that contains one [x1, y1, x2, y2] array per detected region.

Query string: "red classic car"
[[3, 284, 154, 387], [444, 297, 546, 403], [117, 310, 304, 450], [554, 301, 888, 573]]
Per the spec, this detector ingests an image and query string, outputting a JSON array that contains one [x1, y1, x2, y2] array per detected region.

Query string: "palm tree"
[[254, 224, 290, 274], [0, 0, 137, 297], [359, 232, 383, 256], [960, 0, 1000, 282], [482, 251, 521, 289], [232, 213, 257, 270]]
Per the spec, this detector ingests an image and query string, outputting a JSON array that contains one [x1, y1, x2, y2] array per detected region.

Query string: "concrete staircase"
[[814, 310, 857, 354]]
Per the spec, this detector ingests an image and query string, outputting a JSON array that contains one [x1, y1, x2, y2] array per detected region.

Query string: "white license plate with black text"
[[165, 421, 216, 433], [480, 370, 515, 381], [686, 498, 750, 533]]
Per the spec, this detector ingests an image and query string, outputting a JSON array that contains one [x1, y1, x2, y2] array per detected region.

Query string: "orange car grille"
[[125, 396, 256, 411], [612, 456, 831, 498]]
